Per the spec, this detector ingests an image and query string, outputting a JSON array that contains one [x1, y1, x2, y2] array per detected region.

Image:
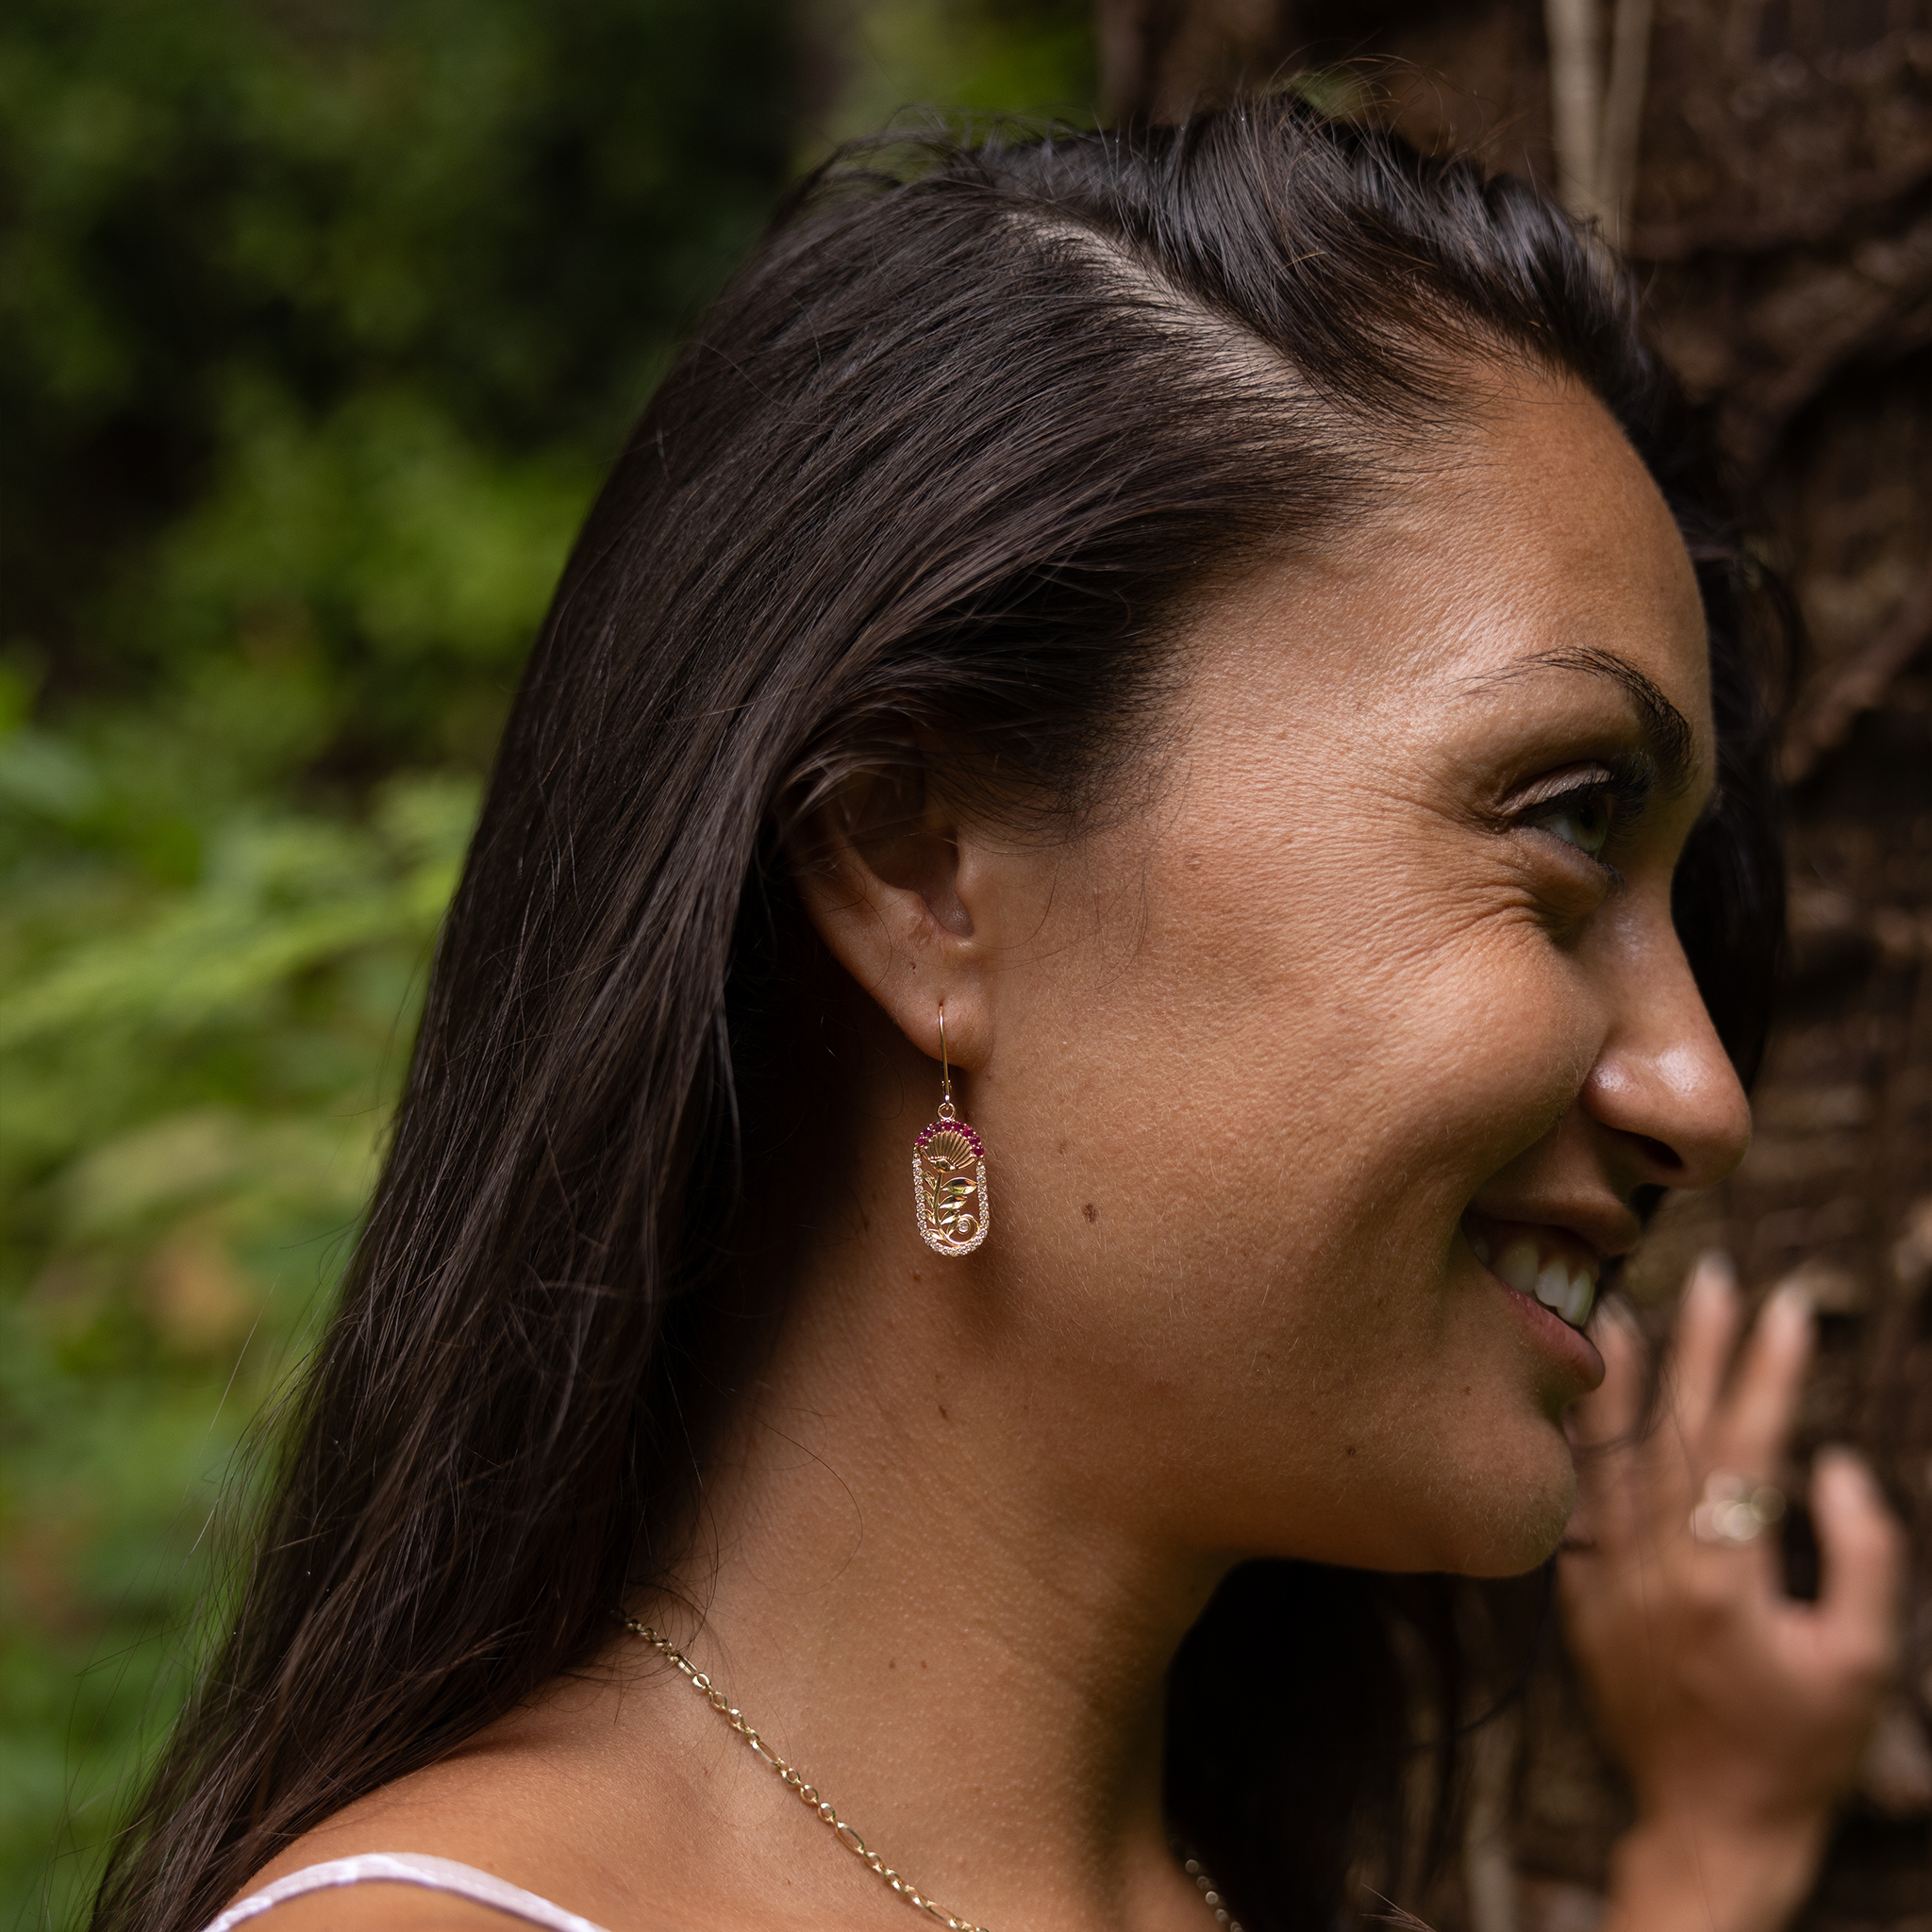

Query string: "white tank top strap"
[[197, 1854, 612, 1932]]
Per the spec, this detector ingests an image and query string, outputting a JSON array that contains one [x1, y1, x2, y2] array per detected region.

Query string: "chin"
[[1425, 1445, 1578, 1578], [1285, 1441, 1577, 1578]]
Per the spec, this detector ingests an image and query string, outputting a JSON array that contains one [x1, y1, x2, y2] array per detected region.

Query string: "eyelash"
[[1513, 754, 1657, 877]]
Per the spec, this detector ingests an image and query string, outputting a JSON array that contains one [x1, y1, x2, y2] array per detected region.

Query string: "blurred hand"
[[1559, 1257, 1906, 1932]]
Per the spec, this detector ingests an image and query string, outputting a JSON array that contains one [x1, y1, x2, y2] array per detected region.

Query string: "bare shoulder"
[[210, 1883, 540, 1932], [217, 1685, 691, 1932]]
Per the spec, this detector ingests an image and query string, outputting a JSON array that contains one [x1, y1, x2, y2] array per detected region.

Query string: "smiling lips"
[[1465, 1213, 1600, 1331]]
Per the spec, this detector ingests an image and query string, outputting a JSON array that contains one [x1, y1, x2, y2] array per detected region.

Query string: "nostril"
[[1631, 1182, 1668, 1226], [1636, 1135, 1682, 1172]]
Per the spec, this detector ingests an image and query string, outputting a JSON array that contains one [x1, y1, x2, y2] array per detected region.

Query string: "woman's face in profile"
[[909, 374, 1753, 1580]]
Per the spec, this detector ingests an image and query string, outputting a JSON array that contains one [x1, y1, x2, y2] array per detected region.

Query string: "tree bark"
[[1098, 4, 1932, 1926]]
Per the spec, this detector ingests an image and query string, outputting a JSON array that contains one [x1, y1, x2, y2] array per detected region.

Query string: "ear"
[[787, 747, 992, 1072]]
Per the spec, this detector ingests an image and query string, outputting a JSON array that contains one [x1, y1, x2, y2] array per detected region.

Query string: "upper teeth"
[[1477, 1232, 1597, 1328]]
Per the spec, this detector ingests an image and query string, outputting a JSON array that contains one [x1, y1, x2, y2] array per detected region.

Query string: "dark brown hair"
[[93, 95, 1784, 1932]]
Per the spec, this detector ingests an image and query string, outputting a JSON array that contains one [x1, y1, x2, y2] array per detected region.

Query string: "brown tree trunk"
[[1098, 4, 1932, 1926]]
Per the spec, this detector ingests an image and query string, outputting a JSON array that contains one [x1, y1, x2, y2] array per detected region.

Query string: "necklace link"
[[623, 1617, 991, 1932], [620, 1614, 1242, 1932]]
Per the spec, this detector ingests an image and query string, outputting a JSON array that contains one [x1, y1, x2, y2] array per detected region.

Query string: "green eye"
[[1535, 791, 1613, 858]]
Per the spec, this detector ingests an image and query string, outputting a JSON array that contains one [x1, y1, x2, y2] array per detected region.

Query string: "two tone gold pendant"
[[914, 1105, 989, 1257], [913, 1006, 989, 1257]]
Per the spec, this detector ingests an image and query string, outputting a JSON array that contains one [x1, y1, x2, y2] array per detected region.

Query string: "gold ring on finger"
[[1690, 1470, 1786, 1546]]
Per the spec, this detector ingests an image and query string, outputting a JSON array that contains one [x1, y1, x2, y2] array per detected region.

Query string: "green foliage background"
[[0, 3, 1092, 1924]]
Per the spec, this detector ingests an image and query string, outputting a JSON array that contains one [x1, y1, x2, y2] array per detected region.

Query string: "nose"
[[1581, 924, 1753, 1192]]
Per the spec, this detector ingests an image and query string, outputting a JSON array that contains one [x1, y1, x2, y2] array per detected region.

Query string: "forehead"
[[1197, 375, 1714, 775]]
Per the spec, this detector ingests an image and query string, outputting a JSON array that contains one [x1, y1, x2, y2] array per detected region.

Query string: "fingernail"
[[1598, 1292, 1641, 1337], [1768, 1276, 1814, 1324], [1814, 1443, 1871, 1490], [1689, 1251, 1737, 1302]]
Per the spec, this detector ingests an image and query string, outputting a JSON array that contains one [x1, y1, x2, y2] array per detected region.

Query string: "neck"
[[638, 1231, 1233, 1932]]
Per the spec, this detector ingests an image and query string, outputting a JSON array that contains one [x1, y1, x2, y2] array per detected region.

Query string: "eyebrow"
[[1466, 645, 1701, 795]]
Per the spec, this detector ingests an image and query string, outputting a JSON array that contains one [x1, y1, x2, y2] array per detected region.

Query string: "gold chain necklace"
[[621, 1618, 1245, 1932]]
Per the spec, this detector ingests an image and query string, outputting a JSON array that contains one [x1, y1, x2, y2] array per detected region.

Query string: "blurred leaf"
[[0, 0, 1096, 1923]]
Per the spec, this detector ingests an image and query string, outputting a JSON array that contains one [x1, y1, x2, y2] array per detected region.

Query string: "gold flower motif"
[[924, 1128, 976, 1170]]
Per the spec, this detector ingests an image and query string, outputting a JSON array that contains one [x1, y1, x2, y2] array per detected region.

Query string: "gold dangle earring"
[[913, 1005, 990, 1257]]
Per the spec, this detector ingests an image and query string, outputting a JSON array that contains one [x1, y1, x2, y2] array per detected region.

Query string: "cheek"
[[1006, 852, 1598, 1364], [1358, 921, 1600, 1188], [1123, 842, 1599, 1244], [996, 840, 1595, 1570]]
